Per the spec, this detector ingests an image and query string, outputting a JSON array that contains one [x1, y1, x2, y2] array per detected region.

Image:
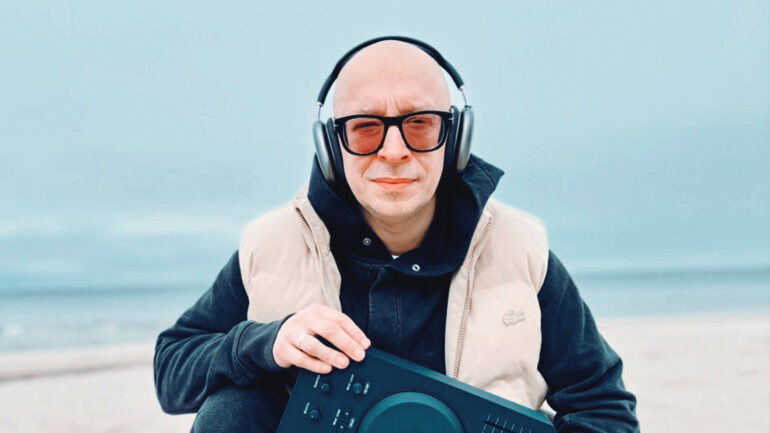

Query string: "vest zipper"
[[296, 206, 339, 310], [452, 216, 493, 379], [294, 207, 319, 259], [295, 206, 325, 282]]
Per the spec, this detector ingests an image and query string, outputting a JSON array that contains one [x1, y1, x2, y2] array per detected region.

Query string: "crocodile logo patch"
[[502, 310, 526, 326]]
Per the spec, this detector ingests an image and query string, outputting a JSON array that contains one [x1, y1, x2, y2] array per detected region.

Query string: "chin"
[[365, 195, 426, 220]]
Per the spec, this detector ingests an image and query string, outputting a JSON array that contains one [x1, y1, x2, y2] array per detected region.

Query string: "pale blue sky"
[[1, 1, 768, 289]]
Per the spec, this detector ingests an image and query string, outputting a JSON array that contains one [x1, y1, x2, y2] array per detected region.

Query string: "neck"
[[362, 198, 437, 256]]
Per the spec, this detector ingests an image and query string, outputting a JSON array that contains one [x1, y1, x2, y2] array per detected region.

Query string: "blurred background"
[[0, 1, 767, 350], [1, 2, 768, 432]]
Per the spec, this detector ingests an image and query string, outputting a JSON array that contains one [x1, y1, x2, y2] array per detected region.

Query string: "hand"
[[272, 303, 371, 374]]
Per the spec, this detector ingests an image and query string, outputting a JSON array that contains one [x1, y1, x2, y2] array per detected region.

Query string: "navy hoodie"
[[154, 155, 639, 432]]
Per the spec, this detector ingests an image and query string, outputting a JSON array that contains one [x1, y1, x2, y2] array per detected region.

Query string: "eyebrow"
[[358, 101, 437, 116], [358, 106, 383, 115]]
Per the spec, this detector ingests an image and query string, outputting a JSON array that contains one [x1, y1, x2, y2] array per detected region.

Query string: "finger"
[[300, 333, 350, 369], [319, 309, 371, 349], [314, 319, 366, 362], [336, 314, 371, 349], [283, 344, 332, 374]]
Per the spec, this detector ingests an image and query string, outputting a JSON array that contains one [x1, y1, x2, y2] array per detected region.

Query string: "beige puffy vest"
[[239, 186, 551, 411]]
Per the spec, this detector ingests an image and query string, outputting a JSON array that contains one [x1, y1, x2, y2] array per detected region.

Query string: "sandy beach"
[[0, 312, 767, 433]]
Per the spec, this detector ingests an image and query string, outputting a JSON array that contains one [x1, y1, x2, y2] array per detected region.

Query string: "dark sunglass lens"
[[402, 113, 443, 150], [345, 118, 384, 154]]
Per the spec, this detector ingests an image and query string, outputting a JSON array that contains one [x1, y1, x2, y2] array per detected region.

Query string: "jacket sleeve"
[[153, 250, 289, 414], [537, 251, 640, 432]]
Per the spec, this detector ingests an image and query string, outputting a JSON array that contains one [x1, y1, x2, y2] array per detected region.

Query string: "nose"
[[377, 125, 411, 163]]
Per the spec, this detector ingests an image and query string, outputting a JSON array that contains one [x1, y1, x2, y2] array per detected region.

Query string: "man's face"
[[333, 42, 451, 222]]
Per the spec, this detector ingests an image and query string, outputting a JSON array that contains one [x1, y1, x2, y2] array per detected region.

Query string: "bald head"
[[333, 40, 451, 118]]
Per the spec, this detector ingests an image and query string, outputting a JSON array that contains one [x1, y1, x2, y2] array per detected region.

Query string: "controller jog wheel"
[[357, 392, 464, 433]]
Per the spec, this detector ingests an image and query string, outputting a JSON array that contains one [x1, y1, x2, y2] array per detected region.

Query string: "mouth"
[[371, 178, 416, 191]]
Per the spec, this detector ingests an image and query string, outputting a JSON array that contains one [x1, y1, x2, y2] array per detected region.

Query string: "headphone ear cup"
[[455, 106, 473, 174], [325, 118, 347, 185], [443, 106, 460, 178], [313, 120, 336, 184]]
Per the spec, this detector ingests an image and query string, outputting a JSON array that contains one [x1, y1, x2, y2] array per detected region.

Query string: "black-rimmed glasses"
[[334, 110, 453, 156]]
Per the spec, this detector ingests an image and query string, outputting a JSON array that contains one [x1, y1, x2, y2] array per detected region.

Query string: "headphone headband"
[[316, 35, 467, 107]]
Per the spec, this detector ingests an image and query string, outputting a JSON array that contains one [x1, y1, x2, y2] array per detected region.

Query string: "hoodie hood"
[[307, 153, 504, 276]]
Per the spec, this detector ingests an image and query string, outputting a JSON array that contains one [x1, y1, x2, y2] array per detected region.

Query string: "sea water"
[[1, 266, 768, 352], [0, 286, 201, 352]]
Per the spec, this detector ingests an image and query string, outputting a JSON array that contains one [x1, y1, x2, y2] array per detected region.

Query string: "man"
[[153, 38, 639, 432]]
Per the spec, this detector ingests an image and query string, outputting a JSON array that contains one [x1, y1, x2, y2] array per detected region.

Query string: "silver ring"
[[297, 332, 310, 351]]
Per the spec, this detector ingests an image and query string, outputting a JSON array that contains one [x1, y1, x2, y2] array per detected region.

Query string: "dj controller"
[[277, 347, 555, 433]]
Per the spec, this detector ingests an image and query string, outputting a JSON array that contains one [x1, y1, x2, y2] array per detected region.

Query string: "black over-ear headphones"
[[312, 35, 474, 187]]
